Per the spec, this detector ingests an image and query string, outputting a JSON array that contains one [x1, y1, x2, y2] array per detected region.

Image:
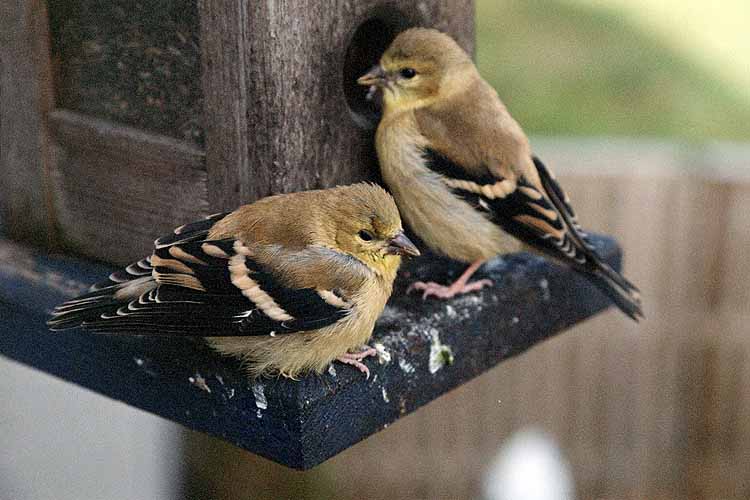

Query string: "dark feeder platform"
[[0, 234, 622, 469]]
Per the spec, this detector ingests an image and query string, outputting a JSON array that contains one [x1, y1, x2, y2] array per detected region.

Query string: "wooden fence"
[[182, 138, 750, 500]]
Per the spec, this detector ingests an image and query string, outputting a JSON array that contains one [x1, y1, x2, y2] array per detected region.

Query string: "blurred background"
[[2, 0, 749, 499]]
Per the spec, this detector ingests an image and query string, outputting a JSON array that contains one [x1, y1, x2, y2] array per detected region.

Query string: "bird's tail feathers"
[[585, 261, 643, 321], [47, 276, 157, 331], [595, 257, 640, 294]]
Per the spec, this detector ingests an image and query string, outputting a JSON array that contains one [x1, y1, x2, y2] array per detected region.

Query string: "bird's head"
[[327, 183, 419, 278], [357, 28, 474, 114]]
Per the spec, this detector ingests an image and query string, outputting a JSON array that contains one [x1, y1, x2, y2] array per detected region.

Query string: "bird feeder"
[[0, 0, 624, 469]]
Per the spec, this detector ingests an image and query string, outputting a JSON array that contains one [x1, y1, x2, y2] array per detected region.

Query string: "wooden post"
[[199, 0, 474, 211], [0, 0, 57, 246], [1, 0, 473, 261]]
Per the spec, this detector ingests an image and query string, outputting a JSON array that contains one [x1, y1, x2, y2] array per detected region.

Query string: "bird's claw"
[[335, 346, 377, 379], [407, 279, 494, 300]]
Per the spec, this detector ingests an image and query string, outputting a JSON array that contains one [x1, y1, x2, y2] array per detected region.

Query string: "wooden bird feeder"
[[0, 0, 623, 469]]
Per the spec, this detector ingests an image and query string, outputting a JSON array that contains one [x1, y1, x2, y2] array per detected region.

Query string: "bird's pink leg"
[[335, 346, 377, 379], [408, 259, 492, 300]]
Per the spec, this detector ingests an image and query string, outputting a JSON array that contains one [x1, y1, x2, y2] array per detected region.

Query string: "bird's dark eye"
[[399, 68, 417, 79], [358, 230, 374, 241]]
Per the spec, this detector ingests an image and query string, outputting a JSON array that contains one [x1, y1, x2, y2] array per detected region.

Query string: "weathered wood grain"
[[50, 109, 207, 166], [48, 109, 208, 264], [47, 0, 204, 144], [197, 0, 251, 212], [199, 0, 474, 211], [0, 0, 56, 245]]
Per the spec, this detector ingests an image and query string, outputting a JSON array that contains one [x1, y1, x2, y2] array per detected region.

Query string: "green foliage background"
[[475, 0, 750, 141]]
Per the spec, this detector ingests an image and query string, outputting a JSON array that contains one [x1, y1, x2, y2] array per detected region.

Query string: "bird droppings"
[[539, 278, 551, 301], [227, 388, 235, 399], [482, 255, 510, 274], [256, 409, 263, 419], [374, 343, 391, 364], [327, 365, 337, 377], [511, 316, 519, 325], [373, 288, 483, 351], [428, 329, 454, 374], [215, 374, 224, 385], [452, 293, 484, 312], [445, 304, 457, 318], [189, 373, 211, 393], [382, 387, 390, 403], [252, 382, 268, 410], [399, 357, 416, 374], [377, 305, 406, 324], [132, 356, 156, 376]]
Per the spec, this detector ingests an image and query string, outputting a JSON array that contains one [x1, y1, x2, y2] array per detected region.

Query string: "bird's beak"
[[357, 65, 387, 87], [386, 232, 420, 257]]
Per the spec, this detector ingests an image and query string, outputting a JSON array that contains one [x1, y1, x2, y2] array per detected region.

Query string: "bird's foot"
[[407, 279, 494, 300], [335, 346, 377, 379]]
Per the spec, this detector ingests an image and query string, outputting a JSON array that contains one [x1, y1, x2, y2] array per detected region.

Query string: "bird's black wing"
[[423, 148, 589, 264], [85, 211, 230, 292], [422, 148, 642, 319], [48, 215, 353, 336]]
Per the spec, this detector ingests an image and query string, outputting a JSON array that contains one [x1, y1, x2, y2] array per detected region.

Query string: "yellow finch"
[[358, 28, 642, 320], [48, 183, 420, 378]]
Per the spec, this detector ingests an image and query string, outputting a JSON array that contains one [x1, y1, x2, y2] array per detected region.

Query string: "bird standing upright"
[[48, 183, 419, 378], [358, 28, 642, 320]]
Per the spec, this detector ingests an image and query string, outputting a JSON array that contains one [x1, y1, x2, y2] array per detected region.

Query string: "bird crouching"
[[47, 183, 419, 379], [359, 28, 643, 320]]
